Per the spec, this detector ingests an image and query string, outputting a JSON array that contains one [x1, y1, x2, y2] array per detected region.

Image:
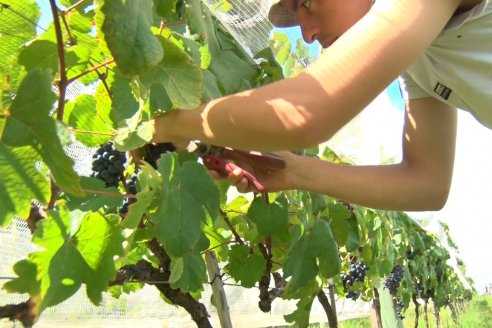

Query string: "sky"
[[33, 1, 491, 294]]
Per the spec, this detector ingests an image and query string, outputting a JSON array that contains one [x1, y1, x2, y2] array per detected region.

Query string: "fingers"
[[210, 167, 252, 192], [228, 167, 251, 193]]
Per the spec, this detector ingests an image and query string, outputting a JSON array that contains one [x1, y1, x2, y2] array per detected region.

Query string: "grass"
[[337, 295, 492, 328]]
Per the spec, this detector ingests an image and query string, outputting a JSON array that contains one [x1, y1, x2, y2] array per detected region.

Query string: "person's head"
[[268, 0, 373, 47]]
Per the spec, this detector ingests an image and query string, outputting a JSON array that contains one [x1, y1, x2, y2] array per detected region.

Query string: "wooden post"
[[205, 251, 233, 328], [371, 288, 383, 328]]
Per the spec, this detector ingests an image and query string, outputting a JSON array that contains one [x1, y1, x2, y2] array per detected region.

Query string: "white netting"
[[203, 0, 273, 55]]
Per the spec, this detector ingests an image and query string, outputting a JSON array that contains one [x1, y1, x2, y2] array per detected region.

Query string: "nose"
[[298, 15, 320, 44]]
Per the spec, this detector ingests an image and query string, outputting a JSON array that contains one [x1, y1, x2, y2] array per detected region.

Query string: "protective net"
[[202, 0, 274, 55]]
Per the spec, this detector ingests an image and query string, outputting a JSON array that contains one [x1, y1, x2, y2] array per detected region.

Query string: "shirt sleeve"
[[398, 71, 431, 100]]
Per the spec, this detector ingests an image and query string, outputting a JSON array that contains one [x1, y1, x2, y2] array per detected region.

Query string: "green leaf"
[[18, 40, 79, 73], [283, 220, 340, 293], [76, 212, 124, 304], [170, 252, 207, 292], [141, 37, 202, 110], [0, 0, 40, 72], [66, 94, 113, 146], [101, 0, 163, 76], [6, 207, 124, 315], [151, 153, 219, 257], [109, 70, 140, 125], [269, 32, 291, 66], [247, 195, 289, 236], [209, 51, 258, 94], [0, 144, 50, 226], [225, 245, 266, 288], [283, 281, 319, 327], [3, 260, 40, 295], [0, 69, 83, 196], [121, 167, 161, 229], [345, 215, 360, 252], [153, 0, 178, 19], [202, 69, 222, 102], [308, 220, 340, 279], [113, 117, 154, 152], [283, 235, 318, 293], [66, 177, 122, 212]]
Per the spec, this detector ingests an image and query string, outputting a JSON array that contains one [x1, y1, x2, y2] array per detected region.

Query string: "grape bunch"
[[142, 142, 176, 169], [340, 261, 369, 300], [91, 142, 126, 187], [345, 290, 360, 301], [119, 174, 138, 216], [384, 265, 404, 295], [395, 299, 405, 320]]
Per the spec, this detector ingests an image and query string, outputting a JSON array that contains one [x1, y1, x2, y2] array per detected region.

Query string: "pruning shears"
[[189, 141, 286, 193]]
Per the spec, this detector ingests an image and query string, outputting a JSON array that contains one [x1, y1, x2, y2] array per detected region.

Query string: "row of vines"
[[0, 0, 474, 327]]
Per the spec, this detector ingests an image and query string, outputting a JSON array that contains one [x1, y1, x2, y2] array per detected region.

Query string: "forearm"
[[287, 155, 450, 211], [153, 73, 348, 151]]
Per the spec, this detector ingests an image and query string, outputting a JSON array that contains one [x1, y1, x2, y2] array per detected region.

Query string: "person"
[[151, 0, 492, 211]]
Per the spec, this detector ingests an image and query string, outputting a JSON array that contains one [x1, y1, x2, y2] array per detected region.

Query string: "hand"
[[210, 151, 295, 193]]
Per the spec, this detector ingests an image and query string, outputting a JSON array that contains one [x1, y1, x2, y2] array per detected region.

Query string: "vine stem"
[[67, 59, 115, 85], [62, 0, 86, 14], [201, 240, 236, 255], [70, 129, 116, 136], [219, 209, 244, 245], [48, 0, 67, 122], [82, 188, 137, 199]]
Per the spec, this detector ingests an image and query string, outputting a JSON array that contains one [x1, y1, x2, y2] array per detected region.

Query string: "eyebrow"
[[286, 0, 301, 12]]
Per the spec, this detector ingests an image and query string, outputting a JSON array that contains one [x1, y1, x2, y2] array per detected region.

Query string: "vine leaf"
[[109, 70, 140, 126], [247, 195, 289, 237], [4, 207, 124, 317], [141, 37, 202, 110], [283, 220, 340, 293], [209, 51, 258, 94], [65, 94, 113, 146], [225, 244, 266, 288], [101, 0, 163, 76], [151, 153, 219, 257], [0, 0, 39, 73], [283, 280, 320, 327], [283, 235, 318, 294], [18, 40, 79, 73], [121, 165, 160, 230], [113, 115, 154, 152], [169, 232, 209, 293], [66, 177, 121, 212], [170, 249, 208, 293], [308, 219, 340, 279], [153, 0, 178, 19], [0, 69, 83, 196], [0, 145, 50, 227]]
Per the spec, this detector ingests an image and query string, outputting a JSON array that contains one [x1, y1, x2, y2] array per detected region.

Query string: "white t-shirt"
[[398, 0, 492, 128]]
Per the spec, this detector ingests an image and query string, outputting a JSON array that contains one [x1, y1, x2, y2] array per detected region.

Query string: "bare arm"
[[263, 98, 457, 211], [153, 0, 462, 151]]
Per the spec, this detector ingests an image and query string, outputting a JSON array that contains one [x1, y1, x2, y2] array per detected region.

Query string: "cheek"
[[336, 3, 371, 32]]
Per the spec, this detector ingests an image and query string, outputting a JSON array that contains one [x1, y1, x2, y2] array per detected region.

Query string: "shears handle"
[[202, 154, 266, 192]]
